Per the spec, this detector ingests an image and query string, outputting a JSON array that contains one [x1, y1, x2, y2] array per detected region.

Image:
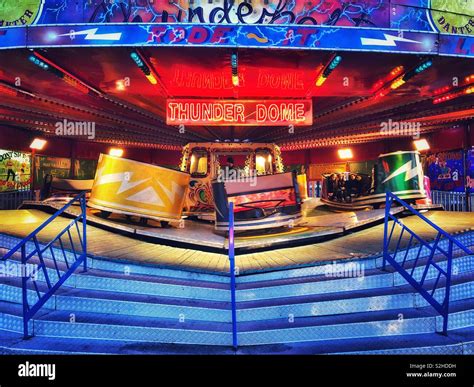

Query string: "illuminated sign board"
[[166, 99, 313, 126]]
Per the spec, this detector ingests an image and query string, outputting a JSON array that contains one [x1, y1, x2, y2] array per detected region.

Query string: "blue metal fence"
[[431, 190, 472, 212], [0, 189, 33, 210], [1, 192, 87, 338], [382, 192, 473, 335]]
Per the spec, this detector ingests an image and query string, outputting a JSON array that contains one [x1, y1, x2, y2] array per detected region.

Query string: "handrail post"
[[81, 193, 88, 272], [442, 240, 454, 335], [382, 192, 391, 271], [21, 244, 28, 339], [228, 202, 238, 350]]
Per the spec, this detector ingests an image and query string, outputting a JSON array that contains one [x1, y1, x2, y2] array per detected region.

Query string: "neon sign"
[[166, 99, 312, 126]]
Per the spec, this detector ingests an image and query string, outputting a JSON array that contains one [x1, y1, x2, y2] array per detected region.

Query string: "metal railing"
[[1, 192, 87, 338], [228, 202, 238, 349], [0, 189, 33, 210], [431, 190, 472, 212], [382, 192, 473, 335]]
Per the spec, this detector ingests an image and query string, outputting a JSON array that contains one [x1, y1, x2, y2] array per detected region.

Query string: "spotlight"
[[28, 55, 49, 70], [130, 50, 158, 85], [30, 138, 47, 150], [338, 148, 353, 159], [315, 54, 342, 87], [403, 59, 433, 81], [109, 148, 124, 157], [231, 51, 239, 87], [414, 139, 430, 151], [390, 77, 406, 90]]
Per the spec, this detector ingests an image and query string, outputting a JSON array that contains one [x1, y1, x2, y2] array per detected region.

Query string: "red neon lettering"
[[168, 102, 179, 121], [268, 104, 279, 121], [295, 104, 305, 121], [234, 104, 245, 122], [213, 104, 224, 121], [256, 104, 267, 122]]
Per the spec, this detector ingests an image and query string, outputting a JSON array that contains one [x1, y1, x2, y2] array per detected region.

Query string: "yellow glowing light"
[[390, 66, 404, 76], [29, 138, 47, 150], [256, 155, 266, 170], [414, 139, 430, 151], [232, 75, 239, 87], [116, 79, 126, 91], [316, 75, 327, 87], [390, 77, 406, 89], [338, 148, 353, 159], [109, 148, 124, 157], [146, 74, 158, 85], [465, 86, 474, 94]]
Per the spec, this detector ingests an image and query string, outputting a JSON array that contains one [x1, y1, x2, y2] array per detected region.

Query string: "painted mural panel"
[[426, 150, 465, 192], [0, 149, 31, 192], [1, 0, 472, 35]]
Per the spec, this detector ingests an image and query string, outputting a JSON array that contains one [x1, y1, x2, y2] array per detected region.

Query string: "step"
[[236, 298, 474, 346], [235, 230, 474, 284], [2, 325, 474, 355], [235, 252, 474, 301], [0, 328, 233, 355], [1, 252, 232, 302], [6, 274, 474, 324], [0, 277, 232, 323], [2, 252, 473, 322], [238, 326, 474, 355], [0, 233, 229, 283], [237, 273, 474, 322], [335, 326, 474, 355], [2, 297, 473, 347], [0, 301, 232, 346], [2, 270, 473, 325]]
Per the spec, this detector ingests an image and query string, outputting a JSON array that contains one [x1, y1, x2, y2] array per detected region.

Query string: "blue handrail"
[[1, 192, 87, 338], [382, 192, 473, 335], [228, 202, 238, 349]]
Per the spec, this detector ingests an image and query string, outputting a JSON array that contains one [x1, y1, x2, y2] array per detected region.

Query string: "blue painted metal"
[[228, 202, 238, 349], [382, 192, 473, 335], [1, 23, 472, 58], [1, 192, 87, 338]]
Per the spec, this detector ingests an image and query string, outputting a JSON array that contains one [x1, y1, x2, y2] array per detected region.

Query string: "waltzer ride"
[[321, 150, 430, 210], [180, 142, 307, 230]]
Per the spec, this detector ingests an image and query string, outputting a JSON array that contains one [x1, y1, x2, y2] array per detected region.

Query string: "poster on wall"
[[34, 156, 71, 187], [426, 150, 464, 192], [467, 149, 474, 192], [0, 149, 31, 192], [74, 159, 98, 180]]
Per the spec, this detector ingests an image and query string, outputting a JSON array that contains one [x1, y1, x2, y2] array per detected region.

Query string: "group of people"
[[327, 173, 365, 202]]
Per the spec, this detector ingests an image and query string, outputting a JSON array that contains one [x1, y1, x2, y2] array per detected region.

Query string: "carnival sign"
[[166, 99, 313, 126]]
